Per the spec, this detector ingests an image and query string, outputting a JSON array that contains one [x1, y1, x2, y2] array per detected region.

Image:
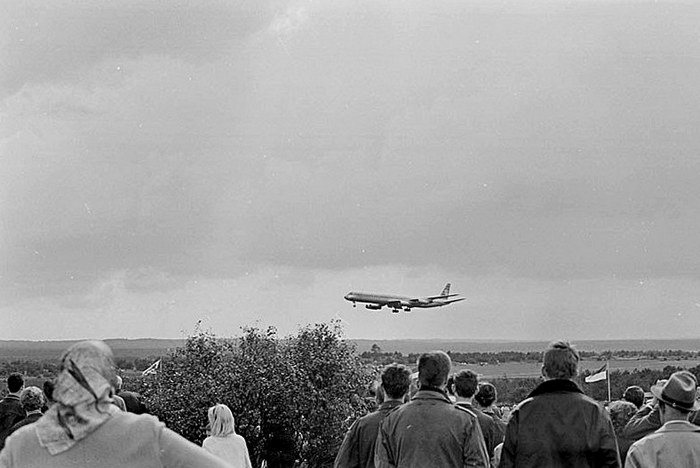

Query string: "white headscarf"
[[34, 340, 120, 455]]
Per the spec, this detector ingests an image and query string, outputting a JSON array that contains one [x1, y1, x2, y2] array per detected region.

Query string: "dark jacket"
[[622, 404, 660, 441], [334, 400, 402, 468], [0, 395, 25, 450], [455, 402, 501, 459], [375, 388, 489, 468], [499, 379, 620, 468], [118, 391, 148, 414], [8, 412, 42, 435]]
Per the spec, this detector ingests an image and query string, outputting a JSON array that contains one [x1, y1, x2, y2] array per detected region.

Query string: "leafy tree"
[[139, 321, 373, 468]]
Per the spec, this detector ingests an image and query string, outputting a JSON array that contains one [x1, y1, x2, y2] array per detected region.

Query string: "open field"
[[454, 358, 700, 380]]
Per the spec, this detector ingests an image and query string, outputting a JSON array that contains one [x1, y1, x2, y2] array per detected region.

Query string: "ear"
[[541, 365, 547, 380]]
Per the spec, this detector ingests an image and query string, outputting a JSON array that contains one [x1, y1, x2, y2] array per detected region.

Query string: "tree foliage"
[[139, 322, 373, 467]]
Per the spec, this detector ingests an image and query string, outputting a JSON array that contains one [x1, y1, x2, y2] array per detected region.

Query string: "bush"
[[140, 321, 373, 467]]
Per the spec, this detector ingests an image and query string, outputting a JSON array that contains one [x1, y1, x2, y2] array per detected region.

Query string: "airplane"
[[344, 283, 465, 313]]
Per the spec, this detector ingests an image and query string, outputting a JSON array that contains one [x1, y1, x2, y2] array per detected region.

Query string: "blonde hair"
[[208, 404, 235, 437]]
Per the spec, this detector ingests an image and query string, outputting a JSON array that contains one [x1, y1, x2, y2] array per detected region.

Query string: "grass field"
[[453, 358, 700, 380]]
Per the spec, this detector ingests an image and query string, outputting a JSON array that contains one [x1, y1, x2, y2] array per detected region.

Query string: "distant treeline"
[[493, 365, 700, 405], [359, 344, 700, 366], [0, 356, 159, 378]]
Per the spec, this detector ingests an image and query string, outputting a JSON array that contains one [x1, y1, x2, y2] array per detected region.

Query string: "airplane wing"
[[439, 297, 466, 305], [424, 293, 461, 300]]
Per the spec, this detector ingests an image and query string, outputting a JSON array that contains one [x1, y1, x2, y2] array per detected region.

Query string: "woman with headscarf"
[[202, 404, 252, 468], [0, 340, 230, 468]]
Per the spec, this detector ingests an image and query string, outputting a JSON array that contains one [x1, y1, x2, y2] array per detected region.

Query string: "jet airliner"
[[344, 283, 465, 313]]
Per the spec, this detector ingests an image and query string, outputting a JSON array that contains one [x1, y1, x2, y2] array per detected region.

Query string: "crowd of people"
[[2, 339, 700, 467], [0, 340, 252, 468], [334, 341, 700, 468]]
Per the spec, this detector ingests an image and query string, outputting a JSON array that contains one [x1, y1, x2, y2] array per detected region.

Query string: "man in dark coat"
[[0, 373, 26, 450], [8, 386, 45, 435], [453, 370, 501, 461], [334, 363, 411, 468], [375, 351, 489, 468], [499, 341, 620, 468]]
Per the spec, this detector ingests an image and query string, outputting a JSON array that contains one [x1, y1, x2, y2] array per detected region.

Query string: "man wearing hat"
[[625, 371, 700, 467]]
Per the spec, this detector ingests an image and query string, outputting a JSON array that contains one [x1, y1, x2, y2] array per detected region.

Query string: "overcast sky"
[[2, 0, 700, 342]]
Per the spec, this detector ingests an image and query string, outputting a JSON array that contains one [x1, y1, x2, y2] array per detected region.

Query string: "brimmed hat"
[[650, 371, 700, 412]]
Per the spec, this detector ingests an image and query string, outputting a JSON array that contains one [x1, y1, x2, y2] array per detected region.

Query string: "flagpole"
[[606, 360, 611, 403]]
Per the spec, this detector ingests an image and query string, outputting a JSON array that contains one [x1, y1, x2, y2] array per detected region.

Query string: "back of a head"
[[20, 386, 45, 412], [55, 340, 117, 407], [608, 400, 637, 433], [43, 380, 55, 403], [623, 386, 644, 409], [7, 373, 24, 393], [543, 340, 579, 380], [454, 370, 479, 398], [475, 382, 497, 407], [418, 351, 451, 388], [381, 363, 412, 400], [208, 403, 235, 437]]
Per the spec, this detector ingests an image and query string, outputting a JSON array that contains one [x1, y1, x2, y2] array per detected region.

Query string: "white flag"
[[585, 363, 607, 383], [141, 359, 161, 376]]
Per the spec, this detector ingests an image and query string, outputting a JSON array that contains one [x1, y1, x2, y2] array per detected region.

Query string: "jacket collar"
[[412, 388, 452, 403], [378, 400, 403, 411], [528, 379, 584, 398], [658, 420, 700, 433]]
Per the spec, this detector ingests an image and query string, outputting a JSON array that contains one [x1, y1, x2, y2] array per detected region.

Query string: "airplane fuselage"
[[344, 291, 463, 311]]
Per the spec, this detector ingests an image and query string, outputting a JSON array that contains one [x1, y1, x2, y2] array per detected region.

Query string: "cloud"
[[0, 0, 286, 97], [2, 0, 700, 346]]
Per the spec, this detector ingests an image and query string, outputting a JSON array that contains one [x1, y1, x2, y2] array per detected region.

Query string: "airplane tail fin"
[[440, 283, 451, 296]]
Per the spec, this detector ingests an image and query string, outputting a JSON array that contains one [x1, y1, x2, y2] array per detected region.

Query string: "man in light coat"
[[625, 371, 700, 468]]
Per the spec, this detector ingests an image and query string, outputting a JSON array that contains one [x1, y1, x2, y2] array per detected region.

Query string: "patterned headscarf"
[[34, 340, 120, 455]]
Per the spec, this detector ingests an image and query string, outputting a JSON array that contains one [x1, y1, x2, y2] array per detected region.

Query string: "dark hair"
[[43, 380, 56, 402], [454, 370, 479, 398], [446, 375, 455, 395], [381, 363, 412, 399], [623, 386, 644, 409], [475, 382, 497, 407], [7, 373, 24, 393], [543, 341, 579, 380], [418, 351, 451, 387]]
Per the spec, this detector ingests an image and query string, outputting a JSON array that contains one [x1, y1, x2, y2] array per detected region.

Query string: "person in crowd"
[[42, 380, 55, 412], [474, 382, 506, 444], [202, 404, 253, 468], [607, 400, 637, 465], [0, 373, 25, 450], [0, 340, 231, 468], [111, 376, 127, 411], [335, 363, 411, 468], [625, 371, 700, 467], [375, 351, 489, 468], [116, 375, 149, 414], [453, 370, 501, 460], [622, 380, 667, 441], [499, 340, 620, 468], [8, 387, 45, 435], [622, 386, 644, 410]]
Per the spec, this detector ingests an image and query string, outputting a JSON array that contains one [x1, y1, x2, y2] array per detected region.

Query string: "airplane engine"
[[365, 304, 382, 310]]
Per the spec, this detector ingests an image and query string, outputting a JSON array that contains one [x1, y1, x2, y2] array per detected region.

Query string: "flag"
[[585, 363, 607, 383], [141, 359, 161, 376]]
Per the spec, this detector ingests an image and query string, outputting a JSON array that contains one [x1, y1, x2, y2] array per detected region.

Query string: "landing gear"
[[404, 308, 411, 313], [392, 309, 400, 313], [352, 302, 356, 308]]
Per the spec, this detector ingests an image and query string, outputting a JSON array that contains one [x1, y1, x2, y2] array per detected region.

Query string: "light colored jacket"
[[625, 420, 700, 468], [0, 412, 231, 468]]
